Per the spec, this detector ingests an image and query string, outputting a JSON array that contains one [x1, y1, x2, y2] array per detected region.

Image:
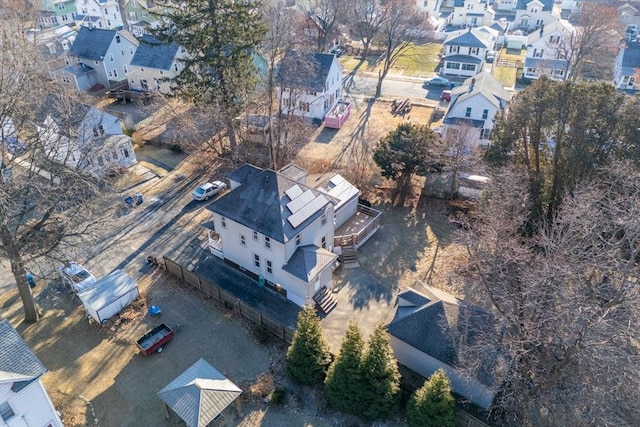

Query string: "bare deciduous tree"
[[349, 0, 385, 59], [302, 0, 348, 52], [461, 163, 640, 426]]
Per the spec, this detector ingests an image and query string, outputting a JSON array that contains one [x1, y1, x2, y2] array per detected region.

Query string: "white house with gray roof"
[[60, 26, 138, 90], [388, 286, 499, 410], [74, 0, 124, 30], [446, 0, 495, 28], [442, 71, 511, 147], [0, 320, 63, 427], [523, 19, 574, 81], [204, 163, 377, 309], [442, 27, 496, 77], [614, 42, 640, 91], [127, 36, 186, 93], [276, 51, 343, 121]]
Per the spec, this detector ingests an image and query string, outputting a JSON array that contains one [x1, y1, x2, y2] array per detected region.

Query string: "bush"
[[324, 322, 365, 414], [407, 369, 456, 427], [269, 387, 287, 405], [286, 305, 331, 385]]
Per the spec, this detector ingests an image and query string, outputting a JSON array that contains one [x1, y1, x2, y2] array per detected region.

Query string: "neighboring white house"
[[276, 51, 343, 121], [0, 320, 64, 427], [128, 35, 186, 93], [59, 26, 138, 90], [523, 19, 575, 81], [27, 25, 78, 79], [36, 94, 137, 176], [614, 42, 640, 91], [204, 163, 378, 309], [442, 71, 511, 147], [416, 0, 444, 29], [388, 286, 499, 410], [442, 27, 495, 77], [446, 0, 495, 28], [618, 3, 640, 42], [37, 0, 77, 28], [74, 0, 124, 30], [513, 0, 557, 32]]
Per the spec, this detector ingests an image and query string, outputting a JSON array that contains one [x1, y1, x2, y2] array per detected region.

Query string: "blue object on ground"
[[26, 273, 36, 288], [124, 196, 135, 207], [148, 305, 162, 316], [135, 193, 143, 205]]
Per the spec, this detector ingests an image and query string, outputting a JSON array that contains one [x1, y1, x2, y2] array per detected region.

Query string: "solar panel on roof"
[[286, 197, 305, 214], [285, 185, 303, 200], [299, 189, 315, 204], [288, 211, 306, 228]]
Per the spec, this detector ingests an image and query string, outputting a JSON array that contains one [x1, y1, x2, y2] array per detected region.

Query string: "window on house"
[[295, 234, 301, 246], [466, 3, 473, 9], [461, 64, 476, 71], [265, 236, 271, 248], [123, 65, 128, 73], [62, 75, 71, 84], [241, 235, 246, 246], [112, 150, 118, 160], [321, 213, 327, 225], [481, 128, 492, 139], [253, 231, 258, 241], [93, 125, 105, 137], [174, 63, 179, 72], [0, 402, 15, 422], [299, 101, 310, 112], [254, 254, 260, 268], [423, 0, 428, 6], [465, 107, 472, 117], [130, 46, 134, 54], [629, 77, 636, 86], [221, 216, 226, 228], [115, 35, 121, 43], [95, 60, 99, 65], [109, 53, 114, 62], [321, 236, 326, 249], [449, 46, 459, 54], [122, 148, 130, 158], [482, 109, 489, 119], [470, 47, 479, 55], [266, 260, 273, 274], [446, 62, 461, 69]]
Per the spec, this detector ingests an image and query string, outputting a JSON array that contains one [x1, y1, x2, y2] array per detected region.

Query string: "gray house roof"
[[444, 28, 493, 49], [207, 165, 336, 244], [157, 358, 241, 427], [131, 35, 180, 71], [282, 245, 338, 282], [276, 51, 337, 92], [620, 42, 640, 75], [516, 0, 553, 11], [69, 26, 116, 60], [443, 54, 483, 64], [450, 71, 511, 110], [0, 319, 47, 383], [388, 286, 496, 384], [227, 163, 263, 184], [523, 57, 568, 70]]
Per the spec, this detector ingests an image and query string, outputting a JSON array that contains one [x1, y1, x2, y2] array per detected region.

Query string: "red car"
[[440, 90, 452, 102]]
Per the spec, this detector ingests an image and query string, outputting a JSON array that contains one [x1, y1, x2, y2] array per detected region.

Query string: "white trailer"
[[77, 270, 139, 324]]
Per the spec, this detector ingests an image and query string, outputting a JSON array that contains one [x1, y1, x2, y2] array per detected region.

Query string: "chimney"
[[470, 77, 476, 92]]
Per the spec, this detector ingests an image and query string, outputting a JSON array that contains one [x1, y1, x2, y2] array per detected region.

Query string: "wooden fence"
[[164, 257, 295, 344]]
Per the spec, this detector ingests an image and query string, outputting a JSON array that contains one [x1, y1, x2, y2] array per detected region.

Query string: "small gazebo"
[[157, 358, 242, 426]]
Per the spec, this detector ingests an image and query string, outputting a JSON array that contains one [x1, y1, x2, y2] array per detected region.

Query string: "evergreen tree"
[[407, 369, 456, 427], [286, 305, 331, 385], [360, 324, 401, 420], [324, 322, 366, 414], [153, 0, 267, 159]]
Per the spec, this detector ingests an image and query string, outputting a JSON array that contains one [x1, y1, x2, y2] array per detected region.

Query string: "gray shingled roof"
[[36, 93, 92, 131], [276, 51, 337, 92], [131, 35, 180, 71], [207, 166, 335, 244], [524, 57, 568, 70], [69, 26, 116, 60], [227, 163, 262, 184], [621, 42, 640, 74], [282, 245, 338, 282], [443, 54, 483, 64], [516, 0, 553, 11], [444, 28, 493, 48], [450, 71, 511, 110], [157, 358, 241, 427], [0, 320, 47, 382], [397, 290, 431, 307]]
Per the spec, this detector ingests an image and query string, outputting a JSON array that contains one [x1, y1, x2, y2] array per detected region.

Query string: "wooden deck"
[[334, 204, 382, 249]]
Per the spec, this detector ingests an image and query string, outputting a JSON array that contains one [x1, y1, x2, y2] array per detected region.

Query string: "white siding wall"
[[105, 35, 137, 81], [390, 336, 496, 409], [0, 379, 63, 427], [334, 195, 358, 229]]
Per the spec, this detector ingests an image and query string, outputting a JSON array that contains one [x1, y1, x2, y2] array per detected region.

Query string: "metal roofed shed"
[[157, 358, 242, 426], [77, 270, 139, 324]]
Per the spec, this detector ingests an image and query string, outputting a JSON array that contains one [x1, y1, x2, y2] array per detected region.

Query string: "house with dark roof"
[[302, 13, 341, 52], [447, 0, 495, 28], [60, 26, 138, 90], [442, 71, 511, 147], [442, 27, 496, 77], [388, 286, 499, 409], [512, 0, 557, 32], [37, 0, 77, 28], [35, 94, 137, 176], [0, 319, 63, 427], [523, 19, 574, 81], [204, 163, 380, 310], [127, 35, 185, 93], [614, 41, 640, 91], [276, 51, 343, 121]]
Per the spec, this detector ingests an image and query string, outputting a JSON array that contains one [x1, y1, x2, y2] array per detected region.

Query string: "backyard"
[[339, 42, 442, 78]]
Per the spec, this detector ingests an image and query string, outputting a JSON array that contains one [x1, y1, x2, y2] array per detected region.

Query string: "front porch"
[[333, 204, 382, 250]]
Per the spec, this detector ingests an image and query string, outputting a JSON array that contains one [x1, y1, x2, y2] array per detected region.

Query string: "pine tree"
[[407, 369, 456, 427], [153, 0, 267, 159], [324, 321, 366, 414], [360, 323, 401, 420], [286, 305, 331, 385]]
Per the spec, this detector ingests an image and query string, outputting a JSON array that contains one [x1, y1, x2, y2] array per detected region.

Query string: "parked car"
[[424, 76, 450, 86], [58, 262, 96, 293], [486, 50, 496, 63], [440, 90, 452, 101], [329, 47, 343, 57], [192, 181, 227, 201]]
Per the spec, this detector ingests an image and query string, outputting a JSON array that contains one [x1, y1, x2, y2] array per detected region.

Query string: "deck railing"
[[334, 204, 382, 248]]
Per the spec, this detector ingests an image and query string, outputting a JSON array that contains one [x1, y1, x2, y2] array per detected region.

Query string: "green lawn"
[[339, 42, 442, 77]]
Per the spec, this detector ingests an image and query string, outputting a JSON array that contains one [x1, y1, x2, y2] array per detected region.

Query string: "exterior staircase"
[[313, 286, 338, 314], [340, 244, 359, 268]]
